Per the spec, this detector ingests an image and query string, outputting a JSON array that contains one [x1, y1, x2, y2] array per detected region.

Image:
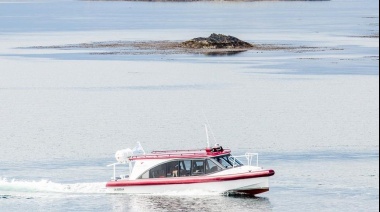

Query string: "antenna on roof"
[[202, 110, 217, 147], [205, 124, 210, 148]]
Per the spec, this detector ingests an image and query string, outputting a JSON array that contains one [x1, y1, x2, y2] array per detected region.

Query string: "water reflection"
[[109, 193, 272, 212], [202, 50, 247, 56]]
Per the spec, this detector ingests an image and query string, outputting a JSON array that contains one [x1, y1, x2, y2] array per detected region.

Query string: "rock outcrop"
[[180, 33, 253, 49]]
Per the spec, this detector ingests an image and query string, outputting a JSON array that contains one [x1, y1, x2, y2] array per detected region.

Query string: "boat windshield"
[[213, 154, 243, 168]]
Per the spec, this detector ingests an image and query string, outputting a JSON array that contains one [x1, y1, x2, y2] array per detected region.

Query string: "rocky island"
[[180, 33, 254, 49]]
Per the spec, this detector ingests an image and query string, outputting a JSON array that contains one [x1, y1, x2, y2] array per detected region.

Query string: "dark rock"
[[180, 33, 253, 49]]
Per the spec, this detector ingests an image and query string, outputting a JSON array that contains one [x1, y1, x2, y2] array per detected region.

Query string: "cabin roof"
[[129, 148, 231, 161]]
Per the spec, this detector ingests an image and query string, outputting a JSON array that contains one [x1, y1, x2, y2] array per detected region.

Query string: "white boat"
[[106, 142, 275, 195]]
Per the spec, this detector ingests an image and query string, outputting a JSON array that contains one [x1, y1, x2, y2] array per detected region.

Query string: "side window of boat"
[[149, 164, 166, 178], [205, 159, 223, 174], [166, 161, 179, 178], [191, 160, 205, 176], [179, 160, 191, 177]]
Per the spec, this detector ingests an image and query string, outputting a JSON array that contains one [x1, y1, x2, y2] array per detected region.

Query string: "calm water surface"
[[0, 0, 379, 211]]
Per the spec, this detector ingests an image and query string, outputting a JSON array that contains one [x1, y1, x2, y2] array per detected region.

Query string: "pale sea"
[[0, 0, 379, 211]]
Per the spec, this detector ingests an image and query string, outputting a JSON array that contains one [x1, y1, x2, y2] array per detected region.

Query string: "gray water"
[[0, 0, 379, 211]]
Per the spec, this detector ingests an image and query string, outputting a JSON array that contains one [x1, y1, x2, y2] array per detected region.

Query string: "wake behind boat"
[[106, 141, 275, 195]]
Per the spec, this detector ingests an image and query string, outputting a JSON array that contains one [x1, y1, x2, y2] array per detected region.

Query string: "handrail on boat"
[[129, 149, 231, 160], [151, 149, 204, 154], [107, 162, 131, 181], [231, 153, 259, 167], [130, 152, 205, 159], [107, 163, 119, 181]]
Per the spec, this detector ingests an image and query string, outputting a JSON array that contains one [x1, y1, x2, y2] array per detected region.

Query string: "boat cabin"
[[124, 147, 245, 180], [137, 154, 243, 179], [108, 146, 257, 181]]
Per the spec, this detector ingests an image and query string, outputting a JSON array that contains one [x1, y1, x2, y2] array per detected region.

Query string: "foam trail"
[[0, 178, 106, 194], [1, 178, 221, 196]]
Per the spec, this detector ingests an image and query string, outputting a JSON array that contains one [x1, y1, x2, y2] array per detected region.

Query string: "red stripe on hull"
[[106, 170, 275, 187]]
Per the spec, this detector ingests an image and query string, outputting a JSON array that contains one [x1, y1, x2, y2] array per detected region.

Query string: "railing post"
[[256, 154, 259, 167], [113, 164, 116, 180]]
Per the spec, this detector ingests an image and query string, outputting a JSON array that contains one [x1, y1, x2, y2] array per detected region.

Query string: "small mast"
[[205, 124, 211, 148]]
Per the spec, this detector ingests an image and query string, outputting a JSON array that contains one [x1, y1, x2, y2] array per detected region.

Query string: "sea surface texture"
[[0, 0, 379, 211]]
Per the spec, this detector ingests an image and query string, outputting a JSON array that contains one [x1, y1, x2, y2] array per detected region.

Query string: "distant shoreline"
[[28, 40, 331, 56], [83, 0, 330, 2]]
